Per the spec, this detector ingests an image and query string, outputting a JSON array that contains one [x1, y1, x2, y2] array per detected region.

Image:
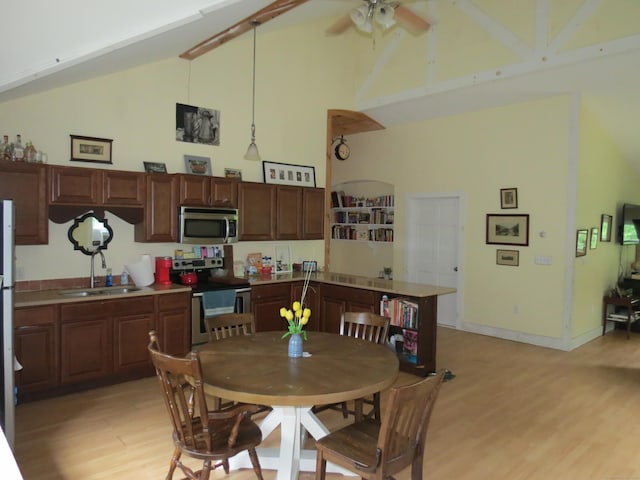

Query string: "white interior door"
[[406, 195, 461, 328]]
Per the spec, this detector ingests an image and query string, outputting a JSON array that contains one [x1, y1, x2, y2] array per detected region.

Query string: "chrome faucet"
[[90, 250, 107, 288]]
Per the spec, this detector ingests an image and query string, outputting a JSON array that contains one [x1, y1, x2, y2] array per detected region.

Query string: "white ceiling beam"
[[548, 0, 603, 52], [535, 0, 549, 52]]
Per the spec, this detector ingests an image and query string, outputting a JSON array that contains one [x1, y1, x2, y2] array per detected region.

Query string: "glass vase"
[[288, 333, 303, 358]]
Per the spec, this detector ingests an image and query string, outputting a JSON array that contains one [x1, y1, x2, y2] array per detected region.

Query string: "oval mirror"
[[67, 212, 114, 255]]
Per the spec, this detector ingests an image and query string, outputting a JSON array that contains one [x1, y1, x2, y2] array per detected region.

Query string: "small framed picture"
[[263, 161, 316, 187], [224, 168, 242, 180], [302, 260, 317, 272], [70, 135, 113, 164], [590, 227, 599, 249], [275, 245, 292, 273], [600, 214, 612, 242], [576, 229, 588, 257], [143, 161, 167, 173], [184, 155, 212, 175], [486, 214, 529, 246], [500, 188, 518, 209], [496, 249, 519, 266]]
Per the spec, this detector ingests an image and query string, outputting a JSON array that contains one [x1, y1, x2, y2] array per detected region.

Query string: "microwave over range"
[[178, 206, 238, 244]]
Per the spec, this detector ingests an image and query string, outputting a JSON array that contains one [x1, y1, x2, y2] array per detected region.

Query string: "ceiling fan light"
[[375, 5, 396, 29], [350, 5, 372, 32]]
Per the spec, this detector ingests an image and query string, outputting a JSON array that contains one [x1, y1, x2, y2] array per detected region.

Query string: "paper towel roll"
[[125, 255, 155, 287]]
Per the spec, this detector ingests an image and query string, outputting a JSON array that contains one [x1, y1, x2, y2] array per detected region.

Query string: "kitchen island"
[[244, 271, 455, 376]]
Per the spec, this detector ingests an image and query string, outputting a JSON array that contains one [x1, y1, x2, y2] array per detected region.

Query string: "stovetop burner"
[[169, 257, 250, 292]]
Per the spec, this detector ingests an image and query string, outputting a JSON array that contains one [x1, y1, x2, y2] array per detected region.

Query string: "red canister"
[[155, 256, 173, 285]]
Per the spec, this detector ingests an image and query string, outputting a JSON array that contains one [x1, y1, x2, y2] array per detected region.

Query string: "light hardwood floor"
[[14, 327, 640, 480]]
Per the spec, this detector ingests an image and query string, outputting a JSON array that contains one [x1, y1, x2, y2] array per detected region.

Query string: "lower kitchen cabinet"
[[319, 284, 377, 334], [14, 305, 59, 400], [156, 292, 191, 357], [252, 283, 292, 332], [16, 291, 190, 402], [291, 280, 320, 332]]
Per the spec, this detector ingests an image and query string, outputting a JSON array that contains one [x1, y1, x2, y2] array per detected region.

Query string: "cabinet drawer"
[[157, 292, 190, 311], [252, 283, 291, 300], [15, 305, 58, 327]]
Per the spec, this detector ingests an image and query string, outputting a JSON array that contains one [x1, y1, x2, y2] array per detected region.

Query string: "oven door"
[[191, 288, 251, 346]]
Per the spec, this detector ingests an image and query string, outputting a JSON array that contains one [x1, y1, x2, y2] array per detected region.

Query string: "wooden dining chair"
[[205, 312, 256, 342], [147, 330, 264, 480], [315, 370, 446, 480], [204, 313, 270, 414], [314, 312, 390, 422]]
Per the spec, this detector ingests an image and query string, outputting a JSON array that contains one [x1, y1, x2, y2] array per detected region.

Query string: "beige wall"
[[1, 20, 354, 281]]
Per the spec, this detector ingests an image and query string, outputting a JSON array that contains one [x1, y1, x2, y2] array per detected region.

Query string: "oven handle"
[[192, 287, 251, 297]]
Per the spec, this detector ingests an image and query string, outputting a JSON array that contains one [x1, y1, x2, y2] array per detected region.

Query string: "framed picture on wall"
[[576, 229, 588, 257], [600, 214, 612, 242], [500, 188, 518, 209], [496, 249, 519, 266], [590, 228, 599, 249], [486, 214, 530, 246]]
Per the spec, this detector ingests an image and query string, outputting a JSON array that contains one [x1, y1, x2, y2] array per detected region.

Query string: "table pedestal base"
[[228, 405, 356, 480]]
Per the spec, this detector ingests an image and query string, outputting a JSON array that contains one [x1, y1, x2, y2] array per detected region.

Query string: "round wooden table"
[[197, 331, 399, 480]]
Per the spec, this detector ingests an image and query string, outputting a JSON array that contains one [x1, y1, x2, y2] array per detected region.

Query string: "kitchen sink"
[[59, 287, 141, 297]]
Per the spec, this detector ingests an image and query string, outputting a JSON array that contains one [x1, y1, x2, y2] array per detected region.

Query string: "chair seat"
[[177, 415, 262, 460]]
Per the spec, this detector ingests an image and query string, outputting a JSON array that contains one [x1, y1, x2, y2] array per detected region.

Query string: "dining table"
[[196, 330, 399, 480]]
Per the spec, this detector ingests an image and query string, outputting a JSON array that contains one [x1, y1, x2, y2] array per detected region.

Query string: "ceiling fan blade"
[[394, 4, 430, 33], [180, 0, 310, 60], [326, 13, 354, 36]]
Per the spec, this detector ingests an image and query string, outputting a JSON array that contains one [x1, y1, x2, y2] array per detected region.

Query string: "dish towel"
[[202, 290, 236, 318]]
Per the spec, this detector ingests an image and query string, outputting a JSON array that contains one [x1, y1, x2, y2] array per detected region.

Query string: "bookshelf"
[[380, 294, 436, 374], [331, 192, 394, 243]]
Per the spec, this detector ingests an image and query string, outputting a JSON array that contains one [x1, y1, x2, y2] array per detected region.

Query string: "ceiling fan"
[[326, 0, 430, 36]]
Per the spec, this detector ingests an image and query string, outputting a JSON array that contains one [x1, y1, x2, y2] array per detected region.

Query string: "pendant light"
[[244, 21, 261, 161]]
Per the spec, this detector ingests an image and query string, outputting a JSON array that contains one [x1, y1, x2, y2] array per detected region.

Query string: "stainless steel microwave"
[[178, 206, 238, 244]]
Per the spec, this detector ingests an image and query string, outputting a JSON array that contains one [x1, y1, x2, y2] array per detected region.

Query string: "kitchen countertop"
[[246, 271, 456, 298], [15, 283, 192, 308]]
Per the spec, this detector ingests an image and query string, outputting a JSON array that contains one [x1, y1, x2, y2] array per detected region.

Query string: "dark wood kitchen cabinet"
[[60, 302, 112, 385], [178, 174, 238, 207], [291, 280, 320, 332], [135, 173, 178, 242], [156, 292, 191, 357], [14, 305, 59, 400], [238, 182, 276, 241], [0, 160, 48, 244], [252, 282, 291, 331], [319, 284, 377, 333], [302, 187, 325, 239], [277, 186, 303, 240], [49, 165, 145, 206], [112, 296, 155, 376]]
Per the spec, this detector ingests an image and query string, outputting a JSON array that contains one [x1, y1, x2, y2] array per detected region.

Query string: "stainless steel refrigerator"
[[0, 200, 15, 448]]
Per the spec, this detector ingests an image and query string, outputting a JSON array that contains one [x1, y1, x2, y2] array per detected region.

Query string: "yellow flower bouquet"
[[280, 267, 313, 340]]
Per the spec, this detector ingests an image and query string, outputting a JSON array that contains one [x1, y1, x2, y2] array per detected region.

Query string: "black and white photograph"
[[263, 161, 316, 187], [486, 214, 530, 246], [175, 103, 220, 146]]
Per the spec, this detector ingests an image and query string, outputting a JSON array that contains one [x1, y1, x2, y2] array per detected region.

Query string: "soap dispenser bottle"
[[105, 268, 113, 287]]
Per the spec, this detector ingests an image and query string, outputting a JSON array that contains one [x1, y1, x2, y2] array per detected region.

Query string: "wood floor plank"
[[14, 327, 640, 479]]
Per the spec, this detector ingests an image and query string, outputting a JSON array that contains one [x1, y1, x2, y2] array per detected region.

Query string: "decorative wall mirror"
[[67, 212, 114, 255]]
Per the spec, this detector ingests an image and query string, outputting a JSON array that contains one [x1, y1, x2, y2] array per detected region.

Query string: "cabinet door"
[[14, 305, 59, 395], [60, 317, 112, 384], [178, 174, 210, 206], [157, 292, 191, 357], [291, 281, 320, 332], [238, 182, 276, 241], [49, 165, 101, 204], [103, 170, 145, 206], [277, 186, 302, 240], [135, 174, 178, 242], [112, 297, 154, 375], [0, 160, 47, 244], [303, 188, 325, 239], [211, 177, 238, 206], [252, 283, 291, 332], [320, 284, 377, 333]]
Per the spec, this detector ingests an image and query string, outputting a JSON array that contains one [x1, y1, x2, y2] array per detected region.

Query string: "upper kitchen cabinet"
[[177, 174, 238, 207], [0, 160, 48, 244], [238, 182, 276, 241], [49, 165, 144, 207], [135, 174, 178, 242], [276, 185, 302, 240], [303, 187, 324, 239]]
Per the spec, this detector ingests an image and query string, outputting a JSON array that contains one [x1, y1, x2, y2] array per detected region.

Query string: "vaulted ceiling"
[[2, 0, 640, 165]]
